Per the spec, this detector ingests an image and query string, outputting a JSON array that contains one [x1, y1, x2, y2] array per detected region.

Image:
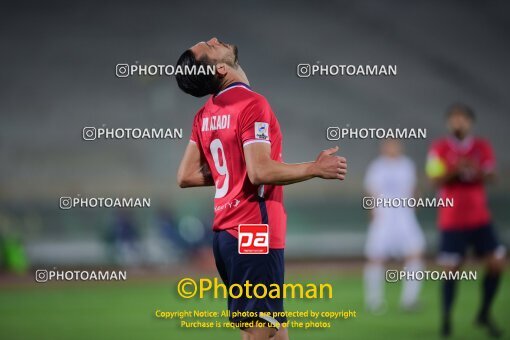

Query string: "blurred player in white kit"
[[363, 139, 426, 313]]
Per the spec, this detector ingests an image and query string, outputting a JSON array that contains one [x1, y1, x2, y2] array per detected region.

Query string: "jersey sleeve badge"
[[255, 122, 269, 140]]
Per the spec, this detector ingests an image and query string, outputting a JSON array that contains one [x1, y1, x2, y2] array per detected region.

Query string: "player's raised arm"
[[244, 143, 347, 185], [177, 141, 214, 188]]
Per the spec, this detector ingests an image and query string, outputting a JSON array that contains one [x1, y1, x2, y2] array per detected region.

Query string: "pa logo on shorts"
[[238, 224, 269, 254], [255, 122, 269, 140]]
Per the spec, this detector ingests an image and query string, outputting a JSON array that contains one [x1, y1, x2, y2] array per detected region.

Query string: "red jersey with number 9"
[[189, 82, 286, 249]]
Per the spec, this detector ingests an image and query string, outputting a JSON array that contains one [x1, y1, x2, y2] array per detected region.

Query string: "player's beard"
[[232, 44, 239, 65], [452, 128, 467, 140], [220, 41, 239, 67]]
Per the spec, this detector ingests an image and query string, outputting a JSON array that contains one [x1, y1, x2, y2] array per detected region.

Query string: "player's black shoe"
[[441, 318, 451, 338], [476, 315, 502, 338]]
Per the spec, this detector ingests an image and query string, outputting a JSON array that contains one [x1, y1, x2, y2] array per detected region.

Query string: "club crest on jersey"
[[255, 122, 269, 140]]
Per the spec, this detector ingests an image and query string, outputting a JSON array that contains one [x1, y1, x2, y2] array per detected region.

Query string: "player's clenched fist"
[[312, 146, 347, 180]]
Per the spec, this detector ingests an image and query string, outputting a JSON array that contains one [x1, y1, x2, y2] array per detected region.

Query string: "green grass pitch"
[[0, 268, 508, 339]]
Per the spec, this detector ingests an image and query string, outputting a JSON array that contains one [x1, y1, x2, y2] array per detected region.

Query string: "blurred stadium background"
[[0, 1, 509, 339]]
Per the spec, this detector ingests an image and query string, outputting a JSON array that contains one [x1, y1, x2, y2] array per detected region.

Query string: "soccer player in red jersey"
[[175, 38, 347, 340], [426, 104, 505, 338]]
